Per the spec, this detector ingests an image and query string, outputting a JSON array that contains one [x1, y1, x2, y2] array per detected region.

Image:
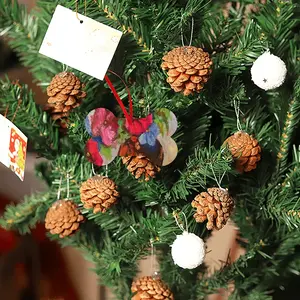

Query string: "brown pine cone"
[[45, 72, 86, 126], [131, 276, 174, 300], [223, 131, 261, 172], [161, 46, 213, 96], [192, 188, 234, 230], [45, 200, 85, 238], [122, 156, 160, 181], [80, 176, 119, 213]]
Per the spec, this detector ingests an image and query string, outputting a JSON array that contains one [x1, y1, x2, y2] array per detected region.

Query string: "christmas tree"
[[1, 0, 300, 299]]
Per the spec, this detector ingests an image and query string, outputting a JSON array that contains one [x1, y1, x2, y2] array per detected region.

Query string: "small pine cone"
[[45, 72, 86, 126], [80, 176, 119, 213], [161, 46, 213, 96], [122, 156, 160, 181], [131, 276, 174, 300], [45, 200, 85, 238], [192, 188, 234, 230], [224, 131, 261, 172]]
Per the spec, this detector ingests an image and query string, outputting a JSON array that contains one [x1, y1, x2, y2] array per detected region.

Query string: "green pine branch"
[[0, 79, 59, 157], [0, 0, 300, 298], [263, 146, 300, 230], [216, 20, 268, 76], [195, 243, 263, 298], [195, 231, 300, 299], [169, 146, 234, 200], [0, 0, 100, 99], [0, 192, 53, 234], [0, 0, 61, 82], [276, 78, 300, 173], [254, 1, 298, 56]]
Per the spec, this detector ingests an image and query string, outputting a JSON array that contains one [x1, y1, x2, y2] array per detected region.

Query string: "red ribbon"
[[104, 70, 133, 123]]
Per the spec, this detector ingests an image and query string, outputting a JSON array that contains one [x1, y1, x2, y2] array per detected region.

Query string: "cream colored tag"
[[0, 115, 28, 181], [39, 5, 122, 80]]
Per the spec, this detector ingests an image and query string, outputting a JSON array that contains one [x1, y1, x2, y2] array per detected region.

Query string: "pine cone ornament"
[[224, 131, 261, 172], [45, 72, 86, 125], [131, 276, 174, 300], [122, 156, 160, 181], [45, 200, 85, 238], [161, 46, 213, 96], [80, 176, 119, 213], [192, 188, 234, 230]]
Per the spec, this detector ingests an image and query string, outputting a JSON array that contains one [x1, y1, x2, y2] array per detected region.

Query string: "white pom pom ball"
[[251, 51, 287, 90], [171, 231, 205, 269]]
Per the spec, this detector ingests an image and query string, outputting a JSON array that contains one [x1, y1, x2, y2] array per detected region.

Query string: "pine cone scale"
[[162, 46, 212, 96], [192, 188, 234, 230], [122, 156, 160, 181], [45, 72, 86, 127], [132, 276, 174, 300], [45, 200, 84, 238], [224, 131, 261, 172], [80, 176, 119, 213]]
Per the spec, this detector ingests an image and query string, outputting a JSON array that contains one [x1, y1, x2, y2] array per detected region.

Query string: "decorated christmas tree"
[[0, 0, 300, 299]]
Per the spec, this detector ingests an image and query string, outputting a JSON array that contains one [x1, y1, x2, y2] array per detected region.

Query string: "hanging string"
[[210, 163, 222, 190], [11, 99, 21, 123], [182, 211, 188, 232], [91, 164, 97, 176], [108, 70, 133, 118], [145, 74, 151, 115], [4, 105, 9, 118], [210, 164, 227, 192], [104, 74, 133, 124], [75, 0, 82, 22], [180, 15, 185, 47], [180, 16, 195, 47], [66, 173, 70, 200], [63, 64, 69, 72], [75, 0, 87, 23], [150, 239, 155, 275], [233, 99, 243, 132], [189, 17, 194, 47], [4, 81, 22, 122], [80, 163, 83, 181], [219, 170, 227, 187], [57, 176, 63, 200], [173, 211, 189, 232]]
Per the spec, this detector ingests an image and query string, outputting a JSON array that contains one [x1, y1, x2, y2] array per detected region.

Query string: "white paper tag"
[[39, 5, 122, 80], [0, 115, 28, 181]]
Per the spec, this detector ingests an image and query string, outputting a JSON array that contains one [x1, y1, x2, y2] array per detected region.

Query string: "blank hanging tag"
[[39, 5, 122, 80], [0, 115, 28, 181]]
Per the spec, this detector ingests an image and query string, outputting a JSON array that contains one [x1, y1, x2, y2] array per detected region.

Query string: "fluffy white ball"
[[171, 231, 205, 269], [251, 51, 287, 90]]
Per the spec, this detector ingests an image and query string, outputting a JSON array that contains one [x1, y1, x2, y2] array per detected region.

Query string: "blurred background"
[[0, 1, 243, 299]]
